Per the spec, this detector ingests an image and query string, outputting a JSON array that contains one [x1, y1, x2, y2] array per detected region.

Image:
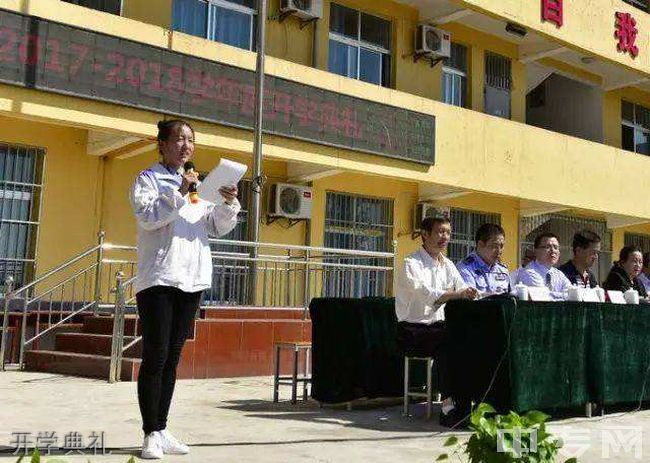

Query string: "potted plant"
[[437, 403, 576, 463]]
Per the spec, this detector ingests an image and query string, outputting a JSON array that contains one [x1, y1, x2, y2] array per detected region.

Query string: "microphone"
[[183, 161, 199, 204]]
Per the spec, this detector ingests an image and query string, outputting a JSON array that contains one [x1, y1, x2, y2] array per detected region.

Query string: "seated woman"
[[603, 245, 648, 298]]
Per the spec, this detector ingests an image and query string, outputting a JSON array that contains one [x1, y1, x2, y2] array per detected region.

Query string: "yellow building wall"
[[271, 0, 526, 117], [458, 0, 650, 78], [266, 0, 315, 66], [116, 0, 526, 115], [3, 0, 650, 258], [0, 117, 100, 276], [122, 0, 172, 29], [4, 0, 650, 302]]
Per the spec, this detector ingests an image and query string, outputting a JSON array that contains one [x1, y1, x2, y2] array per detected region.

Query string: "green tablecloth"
[[592, 306, 650, 405], [446, 299, 593, 413], [310, 297, 650, 411], [447, 299, 650, 412], [309, 297, 404, 403]]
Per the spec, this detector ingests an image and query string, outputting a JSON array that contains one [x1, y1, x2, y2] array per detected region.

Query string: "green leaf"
[[127, 457, 136, 463], [443, 436, 459, 447], [436, 453, 449, 461], [29, 449, 40, 463], [471, 403, 496, 427], [481, 416, 497, 438], [16, 456, 24, 463], [564, 459, 578, 463], [506, 411, 523, 427], [523, 410, 550, 426], [474, 402, 496, 416]]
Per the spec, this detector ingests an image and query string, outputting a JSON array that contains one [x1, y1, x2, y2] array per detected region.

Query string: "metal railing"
[[108, 271, 138, 383], [103, 239, 396, 382], [97, 239, 397, 309], [206, 238, 397, 309], [1, 233, 396, 377], [0, 232, 105, 370]]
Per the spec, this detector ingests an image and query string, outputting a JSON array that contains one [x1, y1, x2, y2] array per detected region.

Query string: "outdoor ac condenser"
[[269, 183, 313, 220], [415, 25, 451, 59], [280, 0, 323, 21]]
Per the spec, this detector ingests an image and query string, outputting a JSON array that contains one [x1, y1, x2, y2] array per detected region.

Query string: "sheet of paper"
[[581, 288, 601, 303], [607, 290, 626, 304], [197, 159, 248, 204], [528, 287, 552, 302]]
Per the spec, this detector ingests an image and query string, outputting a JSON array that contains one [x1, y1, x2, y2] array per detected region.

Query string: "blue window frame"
[[172, 0, 257, 51], [328, 3, 391, 87]]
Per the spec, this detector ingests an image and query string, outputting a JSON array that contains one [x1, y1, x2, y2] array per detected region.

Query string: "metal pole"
[[247, 0, 268, 305], [391, 240, 398, 297], [18, 297, 28, 369], [1, 276, 15, 371], [108, 272, 125, 383], [302, 250, 310, 320], [93, 231, 106, 316]]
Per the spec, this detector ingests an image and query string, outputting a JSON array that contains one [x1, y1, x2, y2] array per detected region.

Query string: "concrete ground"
[[1, 370, 649, 462]]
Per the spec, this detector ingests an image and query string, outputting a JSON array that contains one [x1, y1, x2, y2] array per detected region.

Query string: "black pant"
[[136, 285, 202, 435], [397, 321, 451, 398]]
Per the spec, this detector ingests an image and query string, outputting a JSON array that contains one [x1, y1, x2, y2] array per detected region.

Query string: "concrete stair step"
[[24, 350, 140, 381], [55, 332, 141, 358], [83, 316, 140, 336]]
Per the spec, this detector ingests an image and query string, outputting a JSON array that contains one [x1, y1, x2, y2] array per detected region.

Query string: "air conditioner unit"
[[413, 203, 450, 232], [415, 25, 451, 59], [280, 0, 323, 21], [269, 183, 313, 220]]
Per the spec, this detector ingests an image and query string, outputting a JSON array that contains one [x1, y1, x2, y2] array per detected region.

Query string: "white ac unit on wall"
[[269, 183, 313, 220], [413, 203, 450, 232], [415, 25, 451, 59], [280, 0, 323, 21]]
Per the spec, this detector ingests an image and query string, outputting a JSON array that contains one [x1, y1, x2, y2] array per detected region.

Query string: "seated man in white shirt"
[[395, 216, 478, 426], [517, 232, 572, 300]]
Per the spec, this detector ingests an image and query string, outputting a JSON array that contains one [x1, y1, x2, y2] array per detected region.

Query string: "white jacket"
[[130, 162, 241, 294], [395, 247, 467, 324]]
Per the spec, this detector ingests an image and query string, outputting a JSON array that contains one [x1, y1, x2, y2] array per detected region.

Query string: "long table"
[[446, 298, 650, 412], [310, 297, 650, 412]]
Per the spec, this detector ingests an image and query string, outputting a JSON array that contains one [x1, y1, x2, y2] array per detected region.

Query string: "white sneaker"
[[158, 429, 190, 455], [141, 432, 164, 460]]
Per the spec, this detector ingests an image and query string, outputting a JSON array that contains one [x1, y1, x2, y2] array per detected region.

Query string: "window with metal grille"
[[172, 0, 257, 52], [520, 214, 612, 282], [484, 52, 511, 119], [62, 0, 122, 15], [323, 192, 393, 297], [447, 208, 501, 264], [622, 101, 650, 156], [204, 178, 250, 305], [442, 43, 468, 108], [0, 144, 45, 291], [328, 3, 392, 87], [624, 232, 650, 253], [624, 0, 649, 13]]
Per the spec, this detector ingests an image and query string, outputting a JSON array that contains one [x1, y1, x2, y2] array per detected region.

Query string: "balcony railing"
[[1, 234, 396, 372]]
